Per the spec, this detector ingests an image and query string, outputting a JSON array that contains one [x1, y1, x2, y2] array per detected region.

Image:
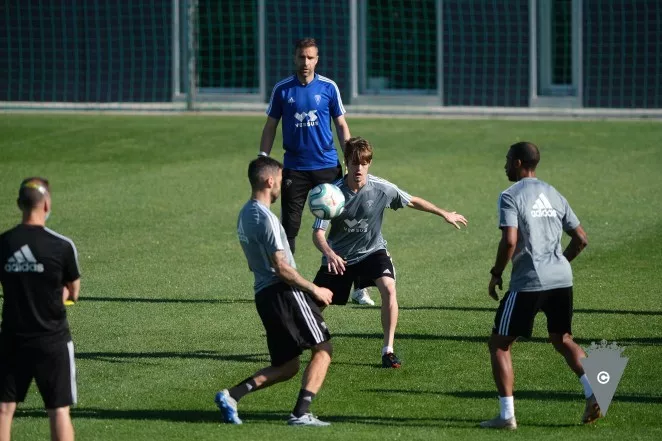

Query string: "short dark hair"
[[294, 37, 318, 54], [509, 142, 540, 170], [344, 137, 374, 165], [248, 156, 283, 190], [17, 177, 50, 210]]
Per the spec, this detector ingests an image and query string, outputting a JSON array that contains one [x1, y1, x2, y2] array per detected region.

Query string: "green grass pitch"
[[1, 114, 661, 440]]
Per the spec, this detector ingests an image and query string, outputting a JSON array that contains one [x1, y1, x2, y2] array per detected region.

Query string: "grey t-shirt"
[[313, 175, 411, 265], [237, 199, 295, 293], [498, 177, 580, 292]]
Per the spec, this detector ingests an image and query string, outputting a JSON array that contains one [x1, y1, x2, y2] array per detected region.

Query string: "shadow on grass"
[[76, 350, 380, 368], [363, 388, 662, 404], [78, 296, 253, 304], [76, 351, 270, 364], [399, 305, 662, 316], [334, 333, 662, 346], [14, 407, 578, 428]]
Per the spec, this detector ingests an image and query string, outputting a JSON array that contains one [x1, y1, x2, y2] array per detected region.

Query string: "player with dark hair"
[[312, 137, 467, 368], [480, 142, 600, 429], [0, 177, 81, 441], [258, 38, 375, 306], [215, 156, 334, 427]]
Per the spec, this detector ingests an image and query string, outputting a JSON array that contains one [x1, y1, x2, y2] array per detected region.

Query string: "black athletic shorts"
[[281, 165, 343, 245], [0, 337, 77, 409], [255, 282, 331, 367], [313, 249, 395, 305], [492, 287, 574, 338]]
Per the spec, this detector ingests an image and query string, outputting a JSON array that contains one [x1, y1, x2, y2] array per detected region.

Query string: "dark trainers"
[[381, 352, 401, 368]]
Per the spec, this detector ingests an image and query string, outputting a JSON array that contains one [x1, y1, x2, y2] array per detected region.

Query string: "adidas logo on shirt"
[[4, 245, 44, 273], [531, 193, 557, 218]]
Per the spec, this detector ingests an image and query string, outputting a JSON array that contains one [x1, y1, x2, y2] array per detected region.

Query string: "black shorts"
[[281, 165, 343, 242], [255, 282, 331, 367], [0, 338, 77, 409], [313, 249, 395, 305], [492, 287, 574, 338]]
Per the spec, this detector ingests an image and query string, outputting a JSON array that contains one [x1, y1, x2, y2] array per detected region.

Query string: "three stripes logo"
[[531, 193, 557, 218], [4, 245, 44, 273]]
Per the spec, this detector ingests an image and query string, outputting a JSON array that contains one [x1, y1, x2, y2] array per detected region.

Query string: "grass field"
[[1, 114, 661, 440]]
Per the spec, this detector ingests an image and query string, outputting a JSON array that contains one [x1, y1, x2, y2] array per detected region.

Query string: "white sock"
[[382, 346, 394, 356], [499, 396, 515, 420], [580, 374, 593, 398]]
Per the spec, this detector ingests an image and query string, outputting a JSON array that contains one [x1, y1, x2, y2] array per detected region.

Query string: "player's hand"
[[488, 275, 502, 301], [325, 251, 347, 275], [62, 286, 71, 303], [443, 211, 468, 230], [313, 286, 334, 306]]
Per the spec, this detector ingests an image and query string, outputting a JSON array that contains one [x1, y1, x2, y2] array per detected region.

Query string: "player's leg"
[[0, 339, 32, 441], [227, 357, 301, 401], [481, 291, 538, 430], [289, 341, 332, 427], [487, 334, 517, 397], [357, 250, 398, 366], [281, 168, 313, 254], [374, 276, 400, 367], [0, 402, 17, 441], [543, 287, 602, 424], [217, 284, 305, 424], [287, 287, 333, 426], [47, 407, 74, 441], [33, 341, 76, 441], [217, 357, 300, 425]]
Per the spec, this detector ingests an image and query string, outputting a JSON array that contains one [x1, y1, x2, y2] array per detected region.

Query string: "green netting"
[[0, 0, 172, 104], [0, 0, 660, 110], [261, 0, 350, 101], [364, 0, 438, 94], [551, 0, 572, 86], [198, 0, 258, 92]]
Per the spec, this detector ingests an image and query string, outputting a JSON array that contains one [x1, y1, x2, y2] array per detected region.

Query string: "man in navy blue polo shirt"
[[259, 37, 374, 306]]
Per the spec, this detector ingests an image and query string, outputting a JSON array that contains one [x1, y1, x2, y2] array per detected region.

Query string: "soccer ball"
[[308, 183, 345, 220]]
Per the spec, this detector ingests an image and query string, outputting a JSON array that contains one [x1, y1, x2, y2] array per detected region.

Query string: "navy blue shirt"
[[266, 74, 346, 171]]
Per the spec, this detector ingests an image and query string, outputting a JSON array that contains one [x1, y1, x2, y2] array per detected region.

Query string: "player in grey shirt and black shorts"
[[215, 156, 335, 427], [312, 137, 467, 368], [480, 142, 601, 430]]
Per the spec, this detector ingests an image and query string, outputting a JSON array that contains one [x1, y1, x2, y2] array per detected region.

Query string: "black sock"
[[292, 389, 316, 417], [228, 377, 257, 402]]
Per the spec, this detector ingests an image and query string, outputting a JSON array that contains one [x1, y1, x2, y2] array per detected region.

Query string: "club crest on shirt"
[[366, 200, 374, 208], [314, 94, 321, 105]]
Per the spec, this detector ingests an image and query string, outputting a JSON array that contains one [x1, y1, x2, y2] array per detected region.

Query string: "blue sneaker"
[[215, 389, 242, 424]]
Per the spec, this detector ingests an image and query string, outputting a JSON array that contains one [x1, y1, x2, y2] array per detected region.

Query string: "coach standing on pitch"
[[0, 178, 81, 441], [259, 37, 375, 306]]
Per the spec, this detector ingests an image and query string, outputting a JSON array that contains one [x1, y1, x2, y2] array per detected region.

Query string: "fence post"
[[187, 0, 198, 111]]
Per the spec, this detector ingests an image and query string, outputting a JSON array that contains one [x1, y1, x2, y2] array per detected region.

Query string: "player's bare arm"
[[269, 250, 333, 305], [332, 115, 351, 154], [406, 196, 468, 229], [259, 116, 280, 156], [312, 228, 347, 275], [63, 278, 80, 303], [488, 226, 518, 301], [563, 225, 588, 263]]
